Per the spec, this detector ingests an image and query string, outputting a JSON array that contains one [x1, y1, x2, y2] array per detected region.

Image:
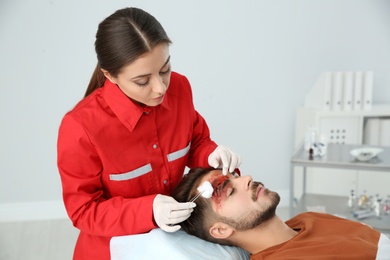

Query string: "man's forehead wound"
[[209, 174, 230, 206]]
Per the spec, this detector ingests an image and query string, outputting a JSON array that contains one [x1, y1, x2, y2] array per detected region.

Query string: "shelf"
[[291, 143, 390, 172], [295, 193, 390, 234]]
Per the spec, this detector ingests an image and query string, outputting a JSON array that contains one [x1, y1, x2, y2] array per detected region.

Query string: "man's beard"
[[219, 181, 280, 231]]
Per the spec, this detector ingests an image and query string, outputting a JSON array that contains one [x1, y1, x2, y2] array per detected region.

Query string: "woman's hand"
[[153, 194, 196, 232], [208, 145, 242, 175]]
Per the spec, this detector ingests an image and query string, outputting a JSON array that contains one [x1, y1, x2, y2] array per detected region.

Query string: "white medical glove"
[[153, 194, 196, 232], [208, 145, 242, 175]]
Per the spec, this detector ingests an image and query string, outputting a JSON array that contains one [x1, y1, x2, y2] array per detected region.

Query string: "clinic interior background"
[[1, 0, 390, 221]]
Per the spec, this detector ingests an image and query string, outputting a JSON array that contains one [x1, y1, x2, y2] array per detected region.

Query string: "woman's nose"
[[152, 76, 166, 94]]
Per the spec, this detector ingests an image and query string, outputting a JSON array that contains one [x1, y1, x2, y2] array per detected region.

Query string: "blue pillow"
[[110, 228, 249, 260]]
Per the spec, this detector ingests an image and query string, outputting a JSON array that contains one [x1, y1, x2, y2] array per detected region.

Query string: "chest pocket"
[[109, 164, 152, 181], [166, 142, 191, 191], [167, 142, 191, 162]]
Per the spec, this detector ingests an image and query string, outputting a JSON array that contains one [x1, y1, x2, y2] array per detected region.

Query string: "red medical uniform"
[[57, 72, 217, 259]]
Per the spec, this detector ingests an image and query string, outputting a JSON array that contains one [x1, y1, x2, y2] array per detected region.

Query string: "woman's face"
[[103, 43, 171, 106]]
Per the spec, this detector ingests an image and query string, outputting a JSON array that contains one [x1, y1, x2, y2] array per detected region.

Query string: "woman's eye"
[[160, 66, 171, 75], [135, 80, 149, 87]]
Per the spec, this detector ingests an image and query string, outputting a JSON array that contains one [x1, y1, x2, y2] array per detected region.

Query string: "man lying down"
[[173, 167, 390, 260]]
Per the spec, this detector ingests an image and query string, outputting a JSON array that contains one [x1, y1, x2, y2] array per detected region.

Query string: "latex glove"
[[153, 194, 196, 232], [208, 145, 242, 175]]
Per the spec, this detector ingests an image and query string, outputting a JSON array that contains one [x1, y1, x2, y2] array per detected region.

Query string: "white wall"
[[1, 0, 390, 220]]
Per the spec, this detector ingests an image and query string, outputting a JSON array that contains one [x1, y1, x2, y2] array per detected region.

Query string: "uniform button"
[[145, 111, 150, 115], [163, 180, 168, 185], [153, 144, 157, 149]]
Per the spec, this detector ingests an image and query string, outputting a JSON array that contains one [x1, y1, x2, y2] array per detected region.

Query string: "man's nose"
[[240, 175, 253, 190]]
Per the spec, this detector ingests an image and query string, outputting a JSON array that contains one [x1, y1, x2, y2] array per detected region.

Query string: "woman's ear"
[[209, 222, 234, 239], [101, 69, 117, 84]]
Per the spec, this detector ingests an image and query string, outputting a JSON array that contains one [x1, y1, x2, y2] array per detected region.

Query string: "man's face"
[[200, 169, 280, 230]]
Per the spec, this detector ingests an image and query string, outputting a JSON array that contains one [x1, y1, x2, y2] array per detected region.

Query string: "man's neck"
[[233, 215, 297, 255]]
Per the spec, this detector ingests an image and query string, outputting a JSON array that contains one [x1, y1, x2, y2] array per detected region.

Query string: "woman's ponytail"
[[84, 64, 106, 97]]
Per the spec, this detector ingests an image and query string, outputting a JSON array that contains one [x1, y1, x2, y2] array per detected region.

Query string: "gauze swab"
[[189, 181, 214, 202]]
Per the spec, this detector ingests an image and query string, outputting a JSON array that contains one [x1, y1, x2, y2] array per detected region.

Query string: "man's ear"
[[209, 222, 234, 240], [101, 69, 117, 84]]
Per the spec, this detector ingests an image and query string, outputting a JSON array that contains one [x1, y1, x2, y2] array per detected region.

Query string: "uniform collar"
[[103, 79, 171, 132]]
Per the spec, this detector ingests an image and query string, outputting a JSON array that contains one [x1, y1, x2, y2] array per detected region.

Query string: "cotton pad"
[[197, 181, 214, 198]]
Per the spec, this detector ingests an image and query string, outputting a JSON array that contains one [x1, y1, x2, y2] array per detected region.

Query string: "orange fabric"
[[251, 212, 380, 260], [57, 72, 217, 259]]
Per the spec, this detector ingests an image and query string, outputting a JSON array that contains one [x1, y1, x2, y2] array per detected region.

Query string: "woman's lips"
[[153, 95, 164, 102]]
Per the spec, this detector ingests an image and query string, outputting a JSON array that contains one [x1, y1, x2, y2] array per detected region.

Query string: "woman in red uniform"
[[57, 7, 241, 259]]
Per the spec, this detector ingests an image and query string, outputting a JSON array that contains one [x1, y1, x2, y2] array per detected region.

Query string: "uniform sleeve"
[[175, 74, 217, 168], [187, 110, 217, 168], [57, 114, 157, 237]]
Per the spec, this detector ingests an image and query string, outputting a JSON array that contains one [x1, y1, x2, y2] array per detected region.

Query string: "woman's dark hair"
[[84, 7, 172, 97]]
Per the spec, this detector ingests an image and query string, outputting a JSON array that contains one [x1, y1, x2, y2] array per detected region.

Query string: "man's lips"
[[256, 184, 265, 198]]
